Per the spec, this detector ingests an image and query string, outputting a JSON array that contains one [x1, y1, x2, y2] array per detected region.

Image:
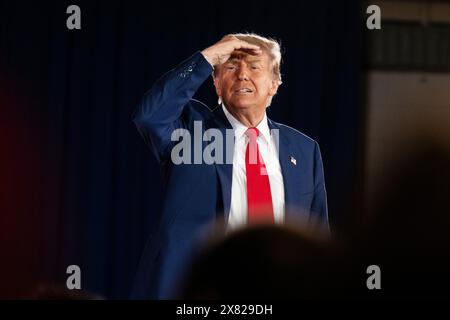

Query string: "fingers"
[[222, 35, 262, 54], [238, 46, 262, 56], [201, 36, 263, 66], [237, 41, 261, 52], [231, 41, 262, 56]]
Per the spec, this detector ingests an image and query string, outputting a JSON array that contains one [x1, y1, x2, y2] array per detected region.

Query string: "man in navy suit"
[[131, 34, 329, 299]]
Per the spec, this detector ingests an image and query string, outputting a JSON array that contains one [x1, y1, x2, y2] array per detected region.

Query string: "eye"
[[225, 65, 236, 70], [251, 64, 261, 70]]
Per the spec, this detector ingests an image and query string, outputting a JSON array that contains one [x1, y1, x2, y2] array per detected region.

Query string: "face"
[[213, 51, 279, 115]]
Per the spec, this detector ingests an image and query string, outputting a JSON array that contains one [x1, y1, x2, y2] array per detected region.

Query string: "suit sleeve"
[[132, 51, 213, 163], [311, 141, 330, 234]]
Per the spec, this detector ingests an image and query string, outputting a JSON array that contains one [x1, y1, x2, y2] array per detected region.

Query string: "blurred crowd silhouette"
[[29, 128, 450, 300]]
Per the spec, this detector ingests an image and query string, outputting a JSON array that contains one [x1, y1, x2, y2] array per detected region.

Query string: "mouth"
[[234, 88, 254, 94]]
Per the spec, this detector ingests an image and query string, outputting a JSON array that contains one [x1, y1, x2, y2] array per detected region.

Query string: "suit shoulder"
[[190, 98, 213, 112], [182, 98, 217, 122], [275, 122, 317, 146]]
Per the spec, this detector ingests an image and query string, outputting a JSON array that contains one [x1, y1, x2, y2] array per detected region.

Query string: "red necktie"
[[245, 127, 274, 224]]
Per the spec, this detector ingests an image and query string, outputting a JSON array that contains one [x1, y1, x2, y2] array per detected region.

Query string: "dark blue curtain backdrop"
[[0, 0, 364, 298]]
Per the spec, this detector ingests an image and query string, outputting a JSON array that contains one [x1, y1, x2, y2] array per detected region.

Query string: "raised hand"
[[201, 35, 262, 67]]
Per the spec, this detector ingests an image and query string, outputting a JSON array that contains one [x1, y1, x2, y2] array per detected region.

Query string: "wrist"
[[200, 48, 216, 67]]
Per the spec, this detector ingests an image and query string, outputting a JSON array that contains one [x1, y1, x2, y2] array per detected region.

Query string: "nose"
[[236, 65, 249, 81]]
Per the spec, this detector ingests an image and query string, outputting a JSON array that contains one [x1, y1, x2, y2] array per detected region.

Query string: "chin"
[[230, 103, 253, 110], [229, 98, 256, 109]]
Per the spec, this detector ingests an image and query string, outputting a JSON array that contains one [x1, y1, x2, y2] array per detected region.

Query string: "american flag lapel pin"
[[290, 156, 297, 166]]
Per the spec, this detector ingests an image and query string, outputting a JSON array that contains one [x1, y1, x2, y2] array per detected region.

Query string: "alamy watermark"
[[65, 5, 381, 31], [66, 264, 81, 290], [366, 264, 381, 290], [66, 5, 81, 30], [366, 5, 381, 30], [170, 121, 280, 167]]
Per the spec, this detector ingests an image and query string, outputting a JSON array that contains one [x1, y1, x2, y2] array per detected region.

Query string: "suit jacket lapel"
[[268, 119, 302, 221], [208, 105, 233, 223]]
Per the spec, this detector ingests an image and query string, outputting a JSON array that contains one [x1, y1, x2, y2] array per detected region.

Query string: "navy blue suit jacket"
[[131, 52, 329, 299]]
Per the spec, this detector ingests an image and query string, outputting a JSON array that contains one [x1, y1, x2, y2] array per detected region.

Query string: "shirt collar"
[[222, 104, 271, 143]]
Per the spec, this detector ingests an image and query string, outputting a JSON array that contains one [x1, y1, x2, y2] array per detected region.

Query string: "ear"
[[268, 79, 280, 96], [213, 74, 222, 97]]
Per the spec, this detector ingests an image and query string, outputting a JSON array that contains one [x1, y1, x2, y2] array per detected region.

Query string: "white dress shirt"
[[222, 104, 285, 231]]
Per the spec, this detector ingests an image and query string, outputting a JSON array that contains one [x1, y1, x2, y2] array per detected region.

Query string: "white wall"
[[365, 72, 450, 200], [364, 1, 450, 212]]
